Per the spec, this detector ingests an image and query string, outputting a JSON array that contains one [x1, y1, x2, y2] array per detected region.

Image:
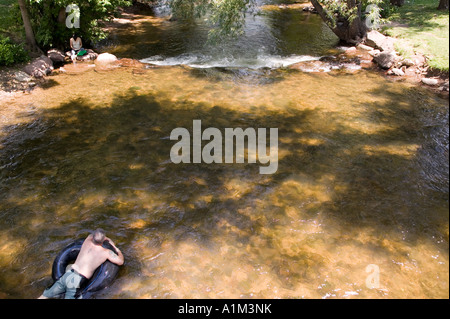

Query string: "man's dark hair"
[[92, 229, 106, 245]]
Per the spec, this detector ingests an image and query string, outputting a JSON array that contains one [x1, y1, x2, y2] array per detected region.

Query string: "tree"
[[16, 0, 133, 50], [15, 0, 389, 51], [17, 0, 40, 53], [167, 0, 375, 45], [438, 0, 449, 10], [168, 0, 253, 40], [310, 0, 368, 45]]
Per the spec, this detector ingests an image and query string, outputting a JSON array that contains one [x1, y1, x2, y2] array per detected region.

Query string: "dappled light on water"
[[0, 64, 448, 298]]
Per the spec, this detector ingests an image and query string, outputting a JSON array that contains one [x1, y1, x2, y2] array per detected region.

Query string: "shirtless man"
[[39, 229, 124, 299]]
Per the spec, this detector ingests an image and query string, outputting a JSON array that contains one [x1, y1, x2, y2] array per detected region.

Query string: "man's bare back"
[[39, 229, 124, 299], [72, 234, 124, 279]]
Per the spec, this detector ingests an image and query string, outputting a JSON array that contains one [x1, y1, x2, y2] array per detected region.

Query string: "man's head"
[[92, 229, 106, 245]]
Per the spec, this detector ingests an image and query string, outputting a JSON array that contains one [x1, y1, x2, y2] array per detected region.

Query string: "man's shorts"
[[43, 268, 87, 299]]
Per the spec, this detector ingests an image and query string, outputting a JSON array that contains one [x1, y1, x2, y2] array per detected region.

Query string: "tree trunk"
[[390, 0, 405, 7], [438, 0, 449, 10], [58, 7, 66, 25], [310, 0, 367, 45], [17, 0, 40, 53]]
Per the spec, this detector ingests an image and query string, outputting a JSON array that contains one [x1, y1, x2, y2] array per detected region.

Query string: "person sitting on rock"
[[70, 34, 84, 63]]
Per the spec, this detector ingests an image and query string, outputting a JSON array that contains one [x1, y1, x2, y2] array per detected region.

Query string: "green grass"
[[382, 0, 449, 72]]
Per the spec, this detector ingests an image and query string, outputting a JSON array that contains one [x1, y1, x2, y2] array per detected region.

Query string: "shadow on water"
[[39, 79, 60, 90], [0, 80, 448, 298]]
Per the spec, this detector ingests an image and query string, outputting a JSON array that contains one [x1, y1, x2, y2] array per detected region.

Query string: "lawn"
[[382, 0, 449, 72]]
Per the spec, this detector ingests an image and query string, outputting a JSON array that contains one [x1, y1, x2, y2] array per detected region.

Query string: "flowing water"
[[0, 1, 448, 299], [101, 0, 340, 68]]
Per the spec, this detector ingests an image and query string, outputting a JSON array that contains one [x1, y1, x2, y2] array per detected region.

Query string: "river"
[[0, 0, 448, 298]]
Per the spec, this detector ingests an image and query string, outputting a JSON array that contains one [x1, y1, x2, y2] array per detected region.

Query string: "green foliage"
[[21, 0, 133, 49], [167, 0, 212, 20], [320, 0, 359, 29], [0, 0, 22, 34], [316, 0, 390, 30], [1, 0, 408, 55], [167, 0, 254, 41], [0, 35, 29, 66], [378, 0, 399, 19], [209, 0, 253, 41], [165, 0, 398, 42]]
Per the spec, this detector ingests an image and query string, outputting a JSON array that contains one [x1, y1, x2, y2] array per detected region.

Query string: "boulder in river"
[[23, 56, 54, 79], [64, 49, 99, 62], [365, 30, 396, 52], [47, 49, 66, 67], [345, 47, 358, 55], [368, 49, 381, 57], [401, 59, 415, 67], [14, 71, 32, 82], [77, 49, 99, 62], [388, 68, 405, 76], [357, 43, 374, 51], [439, 81, 449, 92], [289, 60, 332, 73], [421, 78, 439, 86], [114, 58, 146, 69], [373, 51, 399, 69], [96, 53, 118, 66]]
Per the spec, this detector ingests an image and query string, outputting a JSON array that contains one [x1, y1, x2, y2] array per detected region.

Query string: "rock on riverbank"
[[23, 56, 54, 79], [351, 30, 447, 93], [1, 48, 148, 94]]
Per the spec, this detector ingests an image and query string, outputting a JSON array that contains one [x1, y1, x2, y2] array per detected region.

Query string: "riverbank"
[[260, 1, 449, 94], [382, 0, 449, 73]]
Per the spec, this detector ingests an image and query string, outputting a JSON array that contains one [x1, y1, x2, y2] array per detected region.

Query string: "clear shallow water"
[[0, 2, 448, 299], [99, 0, 339, 69]]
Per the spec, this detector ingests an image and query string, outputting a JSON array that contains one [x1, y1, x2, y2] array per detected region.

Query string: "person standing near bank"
[[39, 229, 124, 299]]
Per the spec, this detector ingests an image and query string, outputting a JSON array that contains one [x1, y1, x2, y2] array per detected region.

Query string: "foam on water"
[[140, 53, 321, 69]]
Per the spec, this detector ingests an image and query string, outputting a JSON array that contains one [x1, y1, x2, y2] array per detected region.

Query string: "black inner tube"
[[51, 239, 120, 298]]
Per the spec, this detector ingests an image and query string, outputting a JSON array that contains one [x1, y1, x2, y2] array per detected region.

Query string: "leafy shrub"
[[0, 36, 29, 66]]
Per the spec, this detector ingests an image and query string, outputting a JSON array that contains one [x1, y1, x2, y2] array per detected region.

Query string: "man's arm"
[[105, 239, 124, 266]]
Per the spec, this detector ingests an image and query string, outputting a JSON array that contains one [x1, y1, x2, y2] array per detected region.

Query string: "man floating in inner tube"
[[38, 229, 124, 299]]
